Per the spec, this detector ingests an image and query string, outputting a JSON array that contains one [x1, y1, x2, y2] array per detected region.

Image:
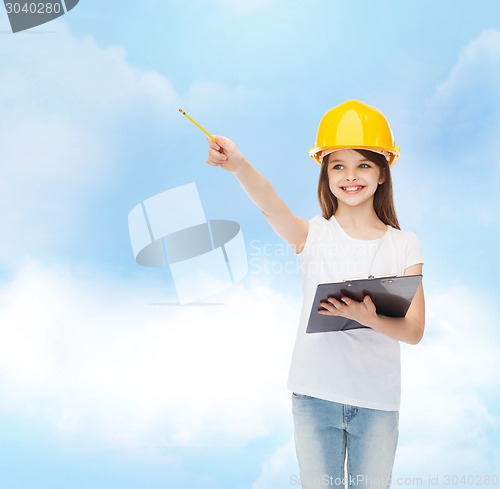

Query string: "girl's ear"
[[378, 168, 387, 185]]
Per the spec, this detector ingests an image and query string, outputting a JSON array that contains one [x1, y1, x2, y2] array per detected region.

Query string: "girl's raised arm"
[[207, 136, 309, 254]]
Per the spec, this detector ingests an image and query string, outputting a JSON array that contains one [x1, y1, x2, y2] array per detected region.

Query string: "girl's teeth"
[[344, 186, 362, 191]]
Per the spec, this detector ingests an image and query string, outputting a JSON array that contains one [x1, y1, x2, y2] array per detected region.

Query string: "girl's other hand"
[[206, 136, 247, 174], [318, 295, 378, 328]]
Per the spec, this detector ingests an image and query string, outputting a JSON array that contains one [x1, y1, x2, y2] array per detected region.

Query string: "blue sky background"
[[1, 1, 499, 488]]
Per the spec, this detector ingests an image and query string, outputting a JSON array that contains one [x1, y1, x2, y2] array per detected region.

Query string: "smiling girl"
[[206, 100, 424, 489]]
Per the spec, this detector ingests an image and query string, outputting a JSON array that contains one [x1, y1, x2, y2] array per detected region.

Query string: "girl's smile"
[[340, 185, 366, 194]]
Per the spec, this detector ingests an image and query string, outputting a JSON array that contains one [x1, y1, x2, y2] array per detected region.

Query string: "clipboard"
[[306, 274, 422, 333]]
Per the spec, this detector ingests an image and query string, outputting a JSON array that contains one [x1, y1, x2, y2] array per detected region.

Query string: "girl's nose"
[[346, 170, 358, 181]]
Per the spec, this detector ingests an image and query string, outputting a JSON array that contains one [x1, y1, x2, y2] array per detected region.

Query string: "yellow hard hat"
[[309, 99, 400, 167]]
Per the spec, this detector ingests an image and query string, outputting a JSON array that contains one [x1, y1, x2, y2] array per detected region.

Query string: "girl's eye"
[[359, 163, 370, 169], [331, 164, 343, 170]]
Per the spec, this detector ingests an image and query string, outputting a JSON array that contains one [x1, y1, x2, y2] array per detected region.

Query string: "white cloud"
[[1, 264, 499, 476], [251, 439, 298, 489], [0, 260, 298, 450], [422, 28, 500, 200], [0, 22, 180, 263], [394, 29, 500, 240], [0, 21, 276, 268], [427, 30, 500, 178], [397, 285, 500, 476], [431, 29, 500, 120]]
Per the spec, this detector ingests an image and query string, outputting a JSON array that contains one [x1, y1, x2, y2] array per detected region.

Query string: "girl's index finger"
[[207, 136, 221, 151]]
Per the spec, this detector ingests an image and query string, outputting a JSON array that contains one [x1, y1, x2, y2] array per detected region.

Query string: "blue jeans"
[[292, 393, 398, 489]]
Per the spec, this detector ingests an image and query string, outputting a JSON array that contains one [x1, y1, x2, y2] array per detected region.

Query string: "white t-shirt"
[[287, 215, 424, 411]]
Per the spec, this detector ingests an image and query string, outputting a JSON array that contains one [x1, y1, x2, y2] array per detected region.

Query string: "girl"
[[206, 100, 425, 489]]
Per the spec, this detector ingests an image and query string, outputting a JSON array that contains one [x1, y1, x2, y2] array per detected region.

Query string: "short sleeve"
[[296, 216, 324, 257], [404, 232, 424, 269]]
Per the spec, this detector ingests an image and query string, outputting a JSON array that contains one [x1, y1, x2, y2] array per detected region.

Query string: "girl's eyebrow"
[[329, 158, 371, 164]]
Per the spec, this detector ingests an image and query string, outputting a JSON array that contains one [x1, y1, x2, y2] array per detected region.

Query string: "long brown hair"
[[317, 149, 400, 229]]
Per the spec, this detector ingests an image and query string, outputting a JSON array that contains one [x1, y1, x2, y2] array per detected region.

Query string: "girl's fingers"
[[318, 302, 338, 315], [206, 157, 225, 166], [320, 301, 336, 311], [207, 148, 227, 161], [340, 296, 354, 305], [207, 137, 220, 150], [327, 297, 344, 308]]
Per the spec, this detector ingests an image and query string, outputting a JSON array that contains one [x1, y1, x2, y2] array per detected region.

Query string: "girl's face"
[[326, 149, 385, 209]]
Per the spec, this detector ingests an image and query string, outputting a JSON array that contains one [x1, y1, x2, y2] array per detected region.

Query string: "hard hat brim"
[[309, 146, 400, 167]]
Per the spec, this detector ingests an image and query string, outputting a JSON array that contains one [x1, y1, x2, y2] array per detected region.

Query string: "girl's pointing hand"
[[206, 135, 247, 173]]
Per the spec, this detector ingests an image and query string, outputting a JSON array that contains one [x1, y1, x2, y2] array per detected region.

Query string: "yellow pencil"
[[178, 109, 216, 142]]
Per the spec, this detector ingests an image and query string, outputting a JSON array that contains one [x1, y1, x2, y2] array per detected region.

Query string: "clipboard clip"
[[342, 274, 398, 284]]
